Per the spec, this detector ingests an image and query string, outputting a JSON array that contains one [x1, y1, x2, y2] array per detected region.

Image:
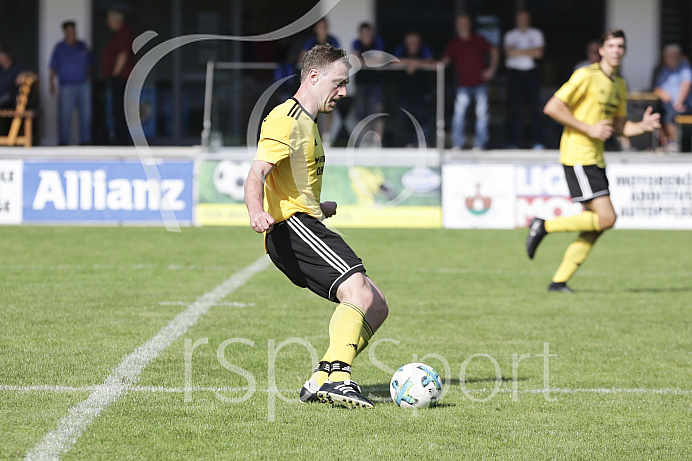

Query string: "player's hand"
[[249, 212, 274, 233], [321, 201, 337, 218], [587, 120, 614, 141], [641, 106, 661, 132]]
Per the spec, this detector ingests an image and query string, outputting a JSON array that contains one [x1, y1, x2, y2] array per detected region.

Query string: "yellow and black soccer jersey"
[[554, 63, 628, 168], [255, 98, 325, 223]]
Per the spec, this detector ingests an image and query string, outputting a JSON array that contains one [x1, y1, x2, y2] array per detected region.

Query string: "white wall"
[[38, 0, 92, 145], [606, 0, 659, 91]]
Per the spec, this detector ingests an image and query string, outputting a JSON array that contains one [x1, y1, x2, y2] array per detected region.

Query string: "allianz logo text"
[[31, 169, 186, 211]]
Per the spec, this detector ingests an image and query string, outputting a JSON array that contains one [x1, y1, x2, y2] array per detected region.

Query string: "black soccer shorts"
[[563, 164, 610, 203], [266, 212, 366, 302]]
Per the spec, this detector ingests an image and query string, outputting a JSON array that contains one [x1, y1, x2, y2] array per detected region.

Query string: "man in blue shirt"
[[49, 21, 94, 145], [653, 44, 692, 152]]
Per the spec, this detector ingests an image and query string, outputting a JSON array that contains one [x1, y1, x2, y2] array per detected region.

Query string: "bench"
[[0, 75, 36, 147]]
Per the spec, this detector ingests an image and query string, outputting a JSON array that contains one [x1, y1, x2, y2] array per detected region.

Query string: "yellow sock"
[[326, 302, 365, 382], [355, 319, 374, 358], [545, 211, 601, 233], [552, 232, 599, 283], [309, 318, 373, 387], [309, 307, 374, 385]]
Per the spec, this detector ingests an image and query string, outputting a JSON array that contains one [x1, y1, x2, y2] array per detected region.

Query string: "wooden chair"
[[0, 75, 36, 147]]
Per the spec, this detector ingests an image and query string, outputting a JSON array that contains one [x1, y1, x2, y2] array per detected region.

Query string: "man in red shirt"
[[443, 14, 499, 150], [102, 7, 134, 145]]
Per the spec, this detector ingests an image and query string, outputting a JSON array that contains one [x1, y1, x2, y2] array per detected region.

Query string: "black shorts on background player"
[[563, 164, 610, 203]]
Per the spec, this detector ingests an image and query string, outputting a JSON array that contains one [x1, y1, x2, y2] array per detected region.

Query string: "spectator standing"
[[102, 8, 134, 145], [503, 10, 545, 149], [49, 21, 94, 145], [653, 44, 692, 152], [0, 45, 24, 109], [351, 23, 386, 145], [443, 14, 499, 150], [393, 31, 435, 146]]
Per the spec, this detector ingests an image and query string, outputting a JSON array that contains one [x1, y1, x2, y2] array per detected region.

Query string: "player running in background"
[[244, 44, 388, 409], [526, 29, 660, 292]]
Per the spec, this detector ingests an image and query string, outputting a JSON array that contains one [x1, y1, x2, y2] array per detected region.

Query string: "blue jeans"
[[452, 84, 489, 148], [58, 81, 92, 145]]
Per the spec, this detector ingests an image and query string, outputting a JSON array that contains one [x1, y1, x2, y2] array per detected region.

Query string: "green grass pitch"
[[1, 226, 690, 460]]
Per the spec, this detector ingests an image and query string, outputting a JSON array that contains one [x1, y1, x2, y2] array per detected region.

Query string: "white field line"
[[3, 384, 690, 396], [23, 255, 271, 461], [158, 301, 255, 307]]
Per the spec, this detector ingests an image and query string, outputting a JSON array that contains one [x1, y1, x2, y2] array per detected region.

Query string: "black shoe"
[[299, 379, 321, 403], [526, 218, 547, 259], [548, 282, 573, 293], [316, 380, 374, 409]]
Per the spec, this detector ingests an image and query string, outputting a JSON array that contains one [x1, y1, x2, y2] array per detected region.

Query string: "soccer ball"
[[390, 362, 442, 408]]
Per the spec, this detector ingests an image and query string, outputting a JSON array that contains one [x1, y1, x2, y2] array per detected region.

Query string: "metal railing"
[[201, 60, 446, 153]]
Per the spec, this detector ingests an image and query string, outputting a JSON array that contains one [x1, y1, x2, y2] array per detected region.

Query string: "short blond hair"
[[300, 44, 350, 82]]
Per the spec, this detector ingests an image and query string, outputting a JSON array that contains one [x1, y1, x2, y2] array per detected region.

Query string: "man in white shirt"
[[504, 10, 545, 149]]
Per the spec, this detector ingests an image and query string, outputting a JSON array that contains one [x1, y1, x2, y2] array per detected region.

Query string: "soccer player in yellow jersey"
[[244, 44, 388, 408], [526, 29, 660, 292]]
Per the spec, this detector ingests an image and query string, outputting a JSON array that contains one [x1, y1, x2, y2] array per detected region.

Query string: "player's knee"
[[600, 212, 617, 230]]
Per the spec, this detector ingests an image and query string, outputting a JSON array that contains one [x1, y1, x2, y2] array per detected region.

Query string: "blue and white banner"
[[23, 160, 194, 223]]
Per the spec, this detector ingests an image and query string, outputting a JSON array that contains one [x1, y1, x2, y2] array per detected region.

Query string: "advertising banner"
[[23, 160, 194, 223], [608, 163, 692, 229], [196, 160, 253, 226], [197, 160, 442, 228], [442, 164, 515, 228], [323, 165, 441, 228], [0, 160, 23, 224], [514, 164, 582, 228]]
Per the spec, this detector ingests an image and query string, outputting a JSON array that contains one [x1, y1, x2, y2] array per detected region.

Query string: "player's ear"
[[308, 68, 319, 84]]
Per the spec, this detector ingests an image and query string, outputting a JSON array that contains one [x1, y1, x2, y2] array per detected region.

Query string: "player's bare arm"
[[618, 106, 661, 137], [543, 95, 613, 141], [244, 160, 276, 233]]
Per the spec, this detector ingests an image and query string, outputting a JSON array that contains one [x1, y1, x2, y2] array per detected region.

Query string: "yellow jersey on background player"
[[554, 62, 627, 168], [255, 98, 326, 223]]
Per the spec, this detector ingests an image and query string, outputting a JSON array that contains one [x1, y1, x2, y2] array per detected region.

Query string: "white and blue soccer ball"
[[390, 362, 442, 408]]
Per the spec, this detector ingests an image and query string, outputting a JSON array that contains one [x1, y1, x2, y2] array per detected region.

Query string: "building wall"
[[607, 0, 660, 91]]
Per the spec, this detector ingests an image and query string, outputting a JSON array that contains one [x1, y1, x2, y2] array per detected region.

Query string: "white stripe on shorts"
[[286, 215, 350, 274], [574, 164, 594, 201]]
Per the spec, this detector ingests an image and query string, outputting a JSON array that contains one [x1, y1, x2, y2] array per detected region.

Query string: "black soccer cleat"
[[548, 282, 573, 293], [316, 380, 374, 409], [526, 218, 547, 259], [299, 379, 322, 403]]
